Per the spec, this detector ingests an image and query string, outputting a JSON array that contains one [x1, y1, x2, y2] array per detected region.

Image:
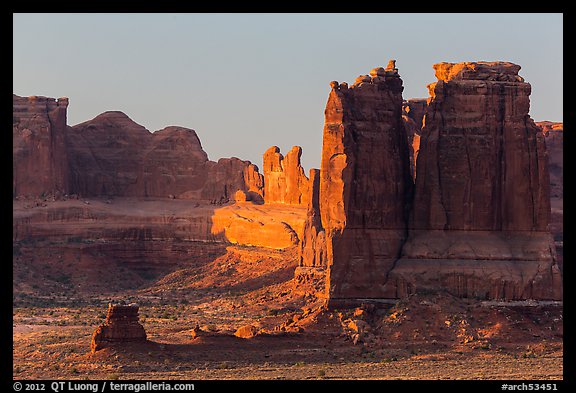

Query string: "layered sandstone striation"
[[13, 95, 70, 198], [263, 146, 310, 205], [67, 111, 263, 202], [297, 61, 414, 305], [91, 303, 147, 353], [13, 198, 306, 250], [390, 62, 562, 300]]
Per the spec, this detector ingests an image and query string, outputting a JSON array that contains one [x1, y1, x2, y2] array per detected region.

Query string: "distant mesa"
[[13, 95, 264, 203]]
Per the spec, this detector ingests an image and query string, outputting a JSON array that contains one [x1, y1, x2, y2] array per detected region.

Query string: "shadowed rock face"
[[298, 169, 325, 268], [295, 169, 327, 296], [263, 146, 310, 205], [67, 112, 263, 201], [13, 95, 69, 197], [66, 111, 154, 197], [537, 121, 563, 200], [390, 62, 562, 301], [403, 98, 427, 129], [63, 109, 264, 202], [297, 63, 414, 304], [13, 96, 264, 202]]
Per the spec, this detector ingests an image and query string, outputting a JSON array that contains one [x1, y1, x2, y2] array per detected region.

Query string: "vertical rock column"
[[294, 168, 327, 296], [391, 62, 562, 300], [297, 61, 414, 306], [13, 95, 69, 197], [91, 303, 147, 353]]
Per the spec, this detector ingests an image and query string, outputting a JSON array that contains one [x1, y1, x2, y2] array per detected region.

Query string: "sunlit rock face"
[[297, 61, 414, 305], [390, 62, 562, 301], [263, 145, 310, 206]]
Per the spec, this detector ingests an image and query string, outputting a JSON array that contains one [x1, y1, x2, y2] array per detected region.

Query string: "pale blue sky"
[[13, 13, 563, 172]]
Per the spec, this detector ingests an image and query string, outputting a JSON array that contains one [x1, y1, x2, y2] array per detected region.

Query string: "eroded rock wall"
[[297, 61, 414, 305], [13, 96, 264, 203], [391, 62, 562, 301]]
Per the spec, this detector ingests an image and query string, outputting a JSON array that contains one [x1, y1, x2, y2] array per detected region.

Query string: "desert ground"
[[13, 198, 563, 380]]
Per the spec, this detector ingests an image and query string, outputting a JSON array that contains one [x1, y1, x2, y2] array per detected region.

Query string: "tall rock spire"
[[297, 61, 414, 306]]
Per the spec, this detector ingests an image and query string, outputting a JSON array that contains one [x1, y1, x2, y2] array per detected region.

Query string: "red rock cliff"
[[298, 61, 414, 305], [390, 62, 562, 301], [13, 95, 69, 198], [64, 110, 263, 202]]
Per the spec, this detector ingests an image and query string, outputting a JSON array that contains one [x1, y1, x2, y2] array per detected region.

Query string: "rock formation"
[[537, 121, 563, 200], [390, 62, 562, 300], [403, 98, 427, 129], [91, 303, 147, 353], [402, 99, 427, 179], [234, 324, 259, 339], [62, 109, 264, 202], [263, 146, 310, 205], [66, 111, 153, 197], [294, 169, 327, 296], [297, 62, 414, 306], [67, 112, 264, 202], [12, 97, 264, 203], [13, 95, 69, 198], [201, 157, 264, 203], [536, 122, 563, 271]]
